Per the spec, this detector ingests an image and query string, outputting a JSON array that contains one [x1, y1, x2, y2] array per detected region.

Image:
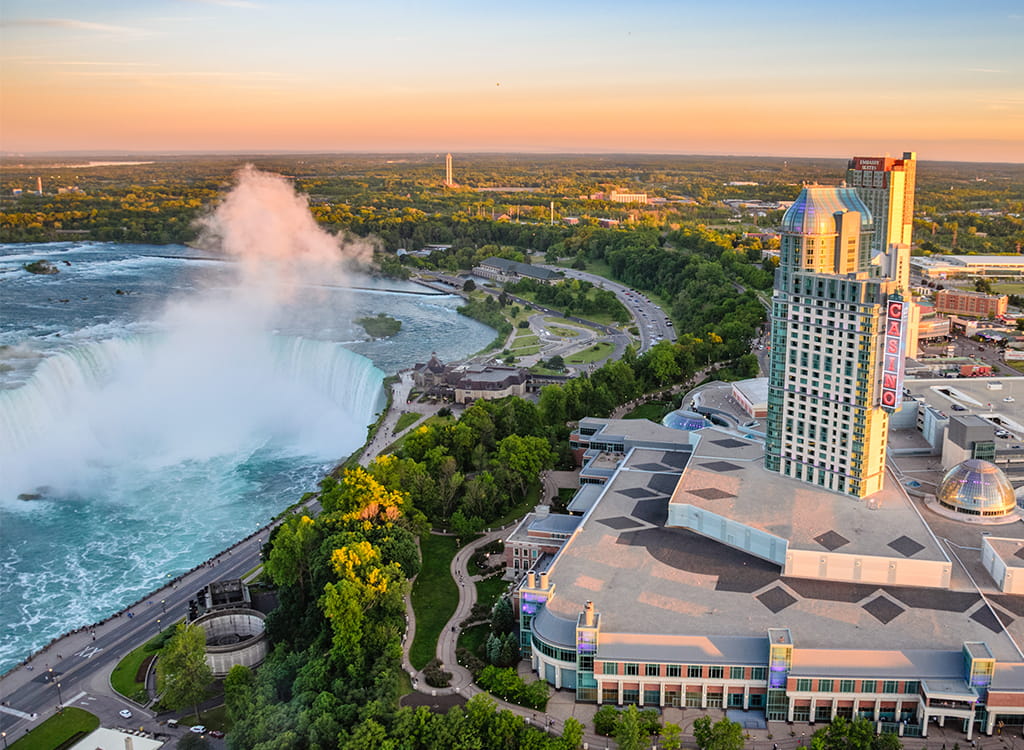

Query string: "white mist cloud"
[[0, 168, 383, 500]]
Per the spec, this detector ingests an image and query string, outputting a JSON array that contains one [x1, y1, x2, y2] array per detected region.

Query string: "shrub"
[[422, 658, 452, 688]]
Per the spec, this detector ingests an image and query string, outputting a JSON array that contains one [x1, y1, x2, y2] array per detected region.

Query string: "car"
[[191, 725, 206, 734], [1005, 397, 1016, 403], [952, 405, 967, 411], [119, 709, 133, 719], [208, 730, 225, 739]]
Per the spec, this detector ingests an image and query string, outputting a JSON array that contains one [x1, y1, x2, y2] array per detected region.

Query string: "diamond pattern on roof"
[[688, 487, 735, 501], [971, 605, 1005, 634], [814, 530, 850, 552], [598, 516, 641, 531], [888, 535, 925, 558], [1014, 547, 1024, 561], [632, 498, 667, 526], [647, 474, 679, 494], [700, 461, 743, 473], [619, 487, 658, 499], [863, 596, 905, 624], [634, 462, 669, 472], [757, 586, 797, 614], [712, 438, 748, 449]]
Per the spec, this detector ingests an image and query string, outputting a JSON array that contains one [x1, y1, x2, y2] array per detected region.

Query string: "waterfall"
[[0, 334, 384, 500]]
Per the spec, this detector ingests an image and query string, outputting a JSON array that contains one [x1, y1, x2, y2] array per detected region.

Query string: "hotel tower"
[[764, 184, 909, 498]]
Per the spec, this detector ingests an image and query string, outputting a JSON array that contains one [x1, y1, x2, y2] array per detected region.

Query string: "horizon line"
[[3, 149, 1023, 167]]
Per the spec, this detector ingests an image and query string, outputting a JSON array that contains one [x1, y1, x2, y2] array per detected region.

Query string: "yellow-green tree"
[[156, 623, 213, 721]]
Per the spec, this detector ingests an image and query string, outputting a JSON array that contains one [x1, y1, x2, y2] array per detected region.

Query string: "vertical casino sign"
[[881, 297, 908, 412]]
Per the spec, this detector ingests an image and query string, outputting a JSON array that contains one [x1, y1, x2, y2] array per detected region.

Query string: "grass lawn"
[[9, 707, 99, 750], [566, 342, 615, 365], [490, 483, 540, 528], [991, 282, 1024, 295], [195, 704, 229, 731], [623, 401, 673, 421], [409, 534, 462, 670], [509, 345, 541, 356], [512, 334, 540, 347], [396, 667, 414, 697], [475, 575, 510, 613], [529, 365, 565, 376], [546, 325, 580, 338], [110, 641, 156, 703], [543, 317, 601, 334], [458, 622, 491, 660], [387, 413, 455, 453], [395, 411, 422, 433]]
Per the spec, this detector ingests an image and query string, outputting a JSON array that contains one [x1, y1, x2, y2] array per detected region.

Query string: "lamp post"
[[2, 729, 8, 749]]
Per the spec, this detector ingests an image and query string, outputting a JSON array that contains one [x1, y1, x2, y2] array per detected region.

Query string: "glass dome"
[[780, 186, 873, 235], [936, 459, 1016, 517]]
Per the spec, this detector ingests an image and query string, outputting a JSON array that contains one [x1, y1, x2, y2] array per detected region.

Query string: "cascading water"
[[0, 334, 385, 500], [0, 167, 492, 674]]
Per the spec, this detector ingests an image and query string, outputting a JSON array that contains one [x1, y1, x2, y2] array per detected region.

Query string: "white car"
[[191, 725, 206, 734], [119, 709, 133, 719], [1005, 396, 1016, 403]]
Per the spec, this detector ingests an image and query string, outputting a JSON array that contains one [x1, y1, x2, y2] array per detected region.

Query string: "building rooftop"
[[779, 185, 873, 234], [545, 430, 1024, 661]]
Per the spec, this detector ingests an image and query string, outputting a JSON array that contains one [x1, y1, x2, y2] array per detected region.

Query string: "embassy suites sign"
[[880, 298, 908, 412]]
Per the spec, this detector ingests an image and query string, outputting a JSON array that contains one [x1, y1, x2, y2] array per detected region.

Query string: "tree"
[[614, 705, 647, 750], [810, 716, 882, 750], [593, 705, 619, 736], [463, 279, 476, 292], [693, 716, 744, 750], [662, 722, 683, 750], [560, 717, 584, 749], [157, 623, 214, 721], [492, 597, 515, 634]]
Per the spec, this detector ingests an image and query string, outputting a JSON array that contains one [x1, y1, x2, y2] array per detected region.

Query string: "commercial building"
[[933, 289, 1008, 318], [912, 256, 1024, 281], [765, 185, 903, 498], [509, 154, 1024, 740], [473, 256, 563, 284], [847, 152, 916, 291]]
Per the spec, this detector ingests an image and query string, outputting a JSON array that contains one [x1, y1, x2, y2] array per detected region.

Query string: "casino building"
[[510, 157, 1024, 740]]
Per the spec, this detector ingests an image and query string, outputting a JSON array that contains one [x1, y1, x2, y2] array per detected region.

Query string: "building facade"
[[933, 289, 1008, 318], [847, 152, 916, 291], [764, 185, 900, 497]]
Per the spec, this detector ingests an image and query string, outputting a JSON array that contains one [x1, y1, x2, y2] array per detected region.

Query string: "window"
[[646, 664, 660, 677], [709, 666, 724, 679], [904, 681, 920, 694], [840, 680, 855, 693], [796, 679, 812, 692], [688, 665, 702, 678], [883, 680, 898, 694], [667, 665, 681, 678], [751, 667, 767, 681], [861, 680, 876, 693], [818, 679, 834, 692], [625, 663, 639, 676], [603, 662, 618, 675], [730, 667, 745, 680]]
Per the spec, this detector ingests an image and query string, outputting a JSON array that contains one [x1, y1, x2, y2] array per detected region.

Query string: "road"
[[548, 266, 678, 352], [0, 505, 276, 742]]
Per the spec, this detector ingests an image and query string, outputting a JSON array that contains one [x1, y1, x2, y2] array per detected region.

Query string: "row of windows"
[[601, 663, 767, 681], [793, 678, 920, 694]]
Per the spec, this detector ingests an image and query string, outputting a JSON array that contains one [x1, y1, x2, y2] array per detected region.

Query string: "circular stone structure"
[[193, 608, 268, 677], [931, 459, 1019, 523]]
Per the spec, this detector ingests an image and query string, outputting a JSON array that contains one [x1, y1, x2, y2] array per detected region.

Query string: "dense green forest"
[[2, 153, 1022, 252]]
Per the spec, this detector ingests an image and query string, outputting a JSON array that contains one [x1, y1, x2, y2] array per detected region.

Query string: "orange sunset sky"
[[2, 0, 1022, 162]]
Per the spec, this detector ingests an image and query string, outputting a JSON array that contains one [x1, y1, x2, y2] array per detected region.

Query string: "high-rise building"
[[846, 151, 916, 291], [445, 153, 453, 186], [765, 185, 905, 498]]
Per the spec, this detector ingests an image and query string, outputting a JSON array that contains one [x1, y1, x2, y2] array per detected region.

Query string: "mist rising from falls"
[[0, 166, 384, 502]]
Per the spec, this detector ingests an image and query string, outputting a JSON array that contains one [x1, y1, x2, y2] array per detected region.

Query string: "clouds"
[[0, 17, 149, 35]]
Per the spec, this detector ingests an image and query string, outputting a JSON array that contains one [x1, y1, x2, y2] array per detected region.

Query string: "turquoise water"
[[0, 241, 493, 674]]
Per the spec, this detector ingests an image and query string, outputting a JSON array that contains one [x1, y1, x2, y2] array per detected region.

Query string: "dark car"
[[208, 730, 226, 739]]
